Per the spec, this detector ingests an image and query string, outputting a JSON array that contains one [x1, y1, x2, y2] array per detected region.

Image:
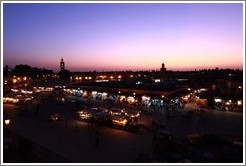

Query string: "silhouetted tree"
[[11, 64, 32, 77], [11, 64, 54, 79], [31, 67, 42, 78], [42, 69, 54, 75]]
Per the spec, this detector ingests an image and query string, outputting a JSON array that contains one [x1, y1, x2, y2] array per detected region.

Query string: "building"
[[160, 63, 167, 82], [60, 58, 65, 72]]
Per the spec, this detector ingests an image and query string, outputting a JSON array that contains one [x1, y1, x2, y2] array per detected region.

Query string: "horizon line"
[[4, 64, 243, 73]]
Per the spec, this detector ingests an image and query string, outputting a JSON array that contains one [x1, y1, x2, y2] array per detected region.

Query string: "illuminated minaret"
[[60, 58, 65, 72]]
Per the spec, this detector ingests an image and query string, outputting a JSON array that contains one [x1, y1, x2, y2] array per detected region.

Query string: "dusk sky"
[[3, 3, 243, 72]]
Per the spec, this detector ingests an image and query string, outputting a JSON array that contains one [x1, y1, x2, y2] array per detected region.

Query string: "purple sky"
[[3, 3, 244, 72]]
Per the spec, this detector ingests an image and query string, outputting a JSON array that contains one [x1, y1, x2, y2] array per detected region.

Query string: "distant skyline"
[[3, 2, 244, 72]]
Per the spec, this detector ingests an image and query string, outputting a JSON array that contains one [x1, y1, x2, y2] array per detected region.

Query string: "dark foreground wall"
[[3, 129, 71, 163]]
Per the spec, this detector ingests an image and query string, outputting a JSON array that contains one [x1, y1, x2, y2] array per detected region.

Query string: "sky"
[[3, 2, 244, 72]]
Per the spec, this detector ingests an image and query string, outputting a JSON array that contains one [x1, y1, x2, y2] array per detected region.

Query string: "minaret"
[[160, 63, 166, 71], [60, 58, 65, 72], [160, 63, 166, 81]]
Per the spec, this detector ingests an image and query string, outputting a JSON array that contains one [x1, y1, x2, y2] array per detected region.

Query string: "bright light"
[[92, 91, 97, 99], [96, 80, 109, 82], [102, 92, 108, 100], [21, 90, 33, 94], [182, 96, 188, 100], [112, 117, 128, 126], [12, 78, 17, 84], [78, 111, 92, 120], [11, 89, 19, 93], [142, 96, 150, 100], [127, 96, 135, 104], [214, 98, 222, 102], [45, 87, 54, 91], [3, 97, 19, 103], [99, 75, 106, 79], [120, 96, 126, 101], [136, 81, 142, 84], [4, 119, 10, 126]]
